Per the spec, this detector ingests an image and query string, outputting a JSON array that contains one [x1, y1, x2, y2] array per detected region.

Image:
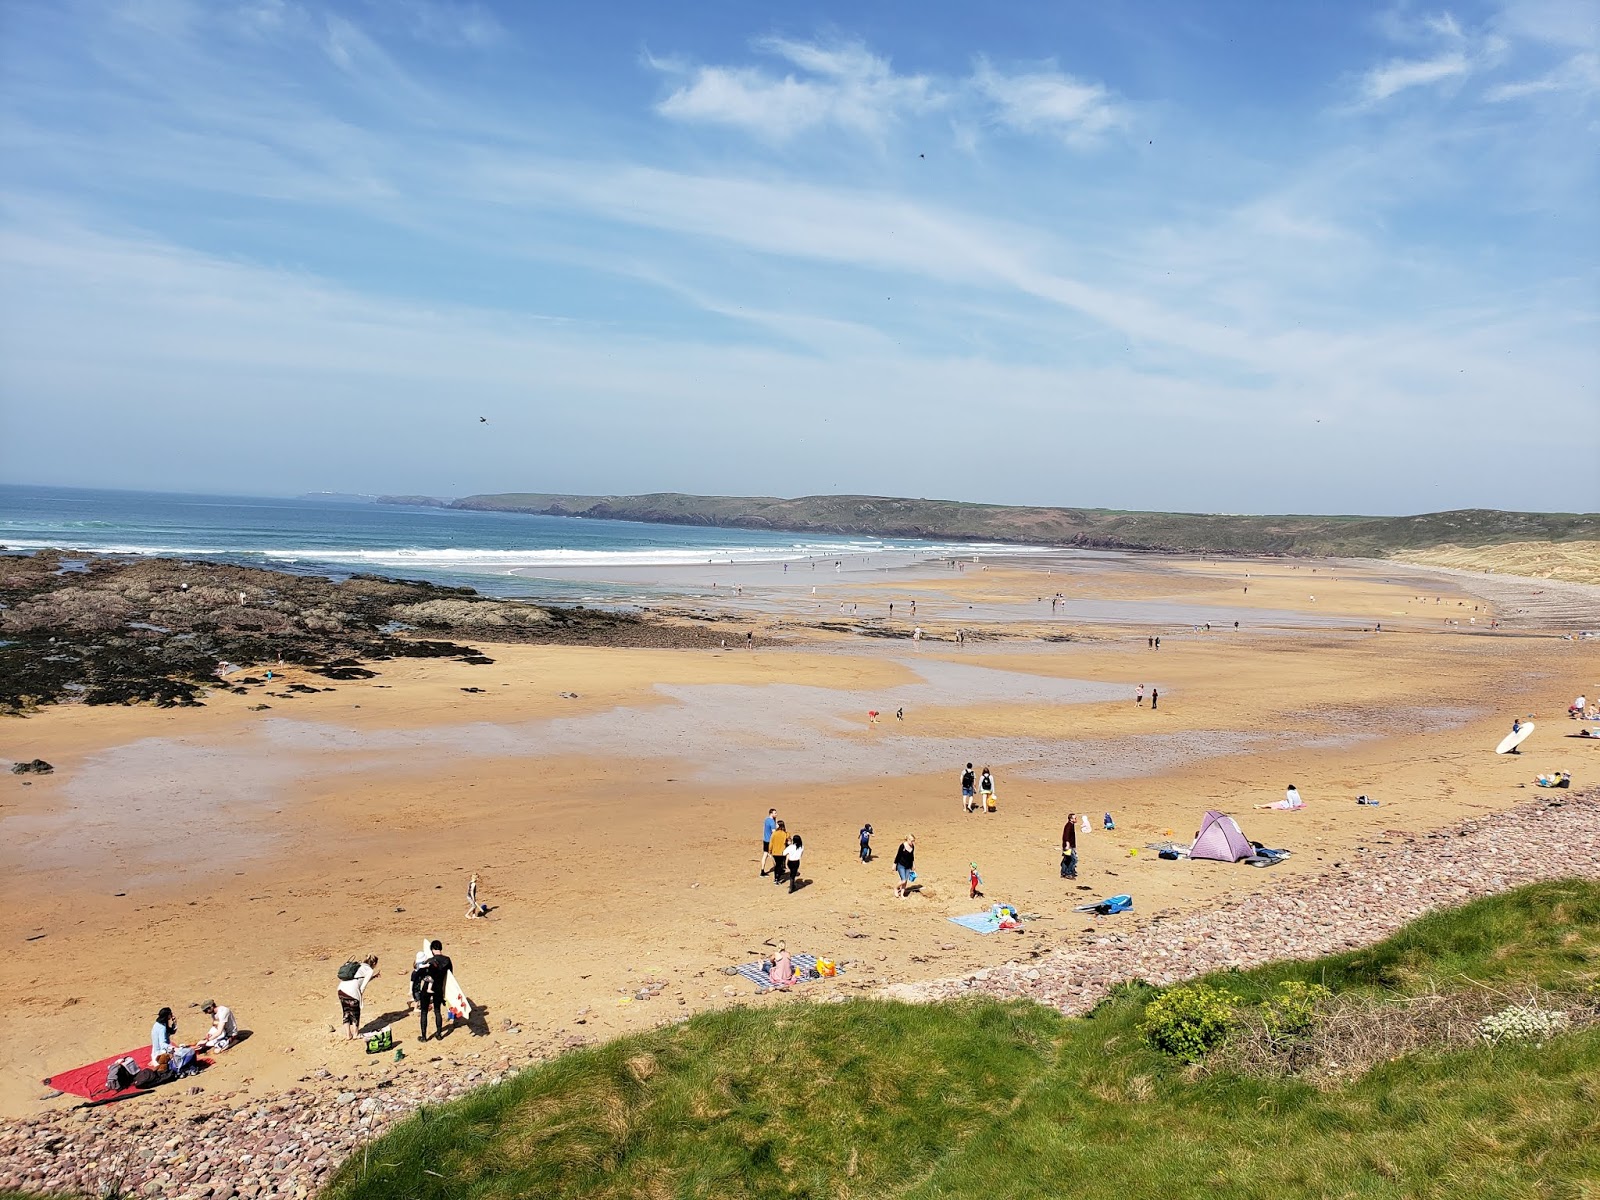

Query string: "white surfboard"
[[1495, 722, 1534, 754]]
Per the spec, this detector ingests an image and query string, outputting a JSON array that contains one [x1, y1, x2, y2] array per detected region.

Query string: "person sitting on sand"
[[152, 1007, 177, 1059], [767, 942, 794, 988], [1256, 784, 1304, 811], [197, 1000, 236, 1051]]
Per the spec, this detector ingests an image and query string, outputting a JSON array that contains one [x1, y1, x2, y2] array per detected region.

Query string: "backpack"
[[337, 960, 361, 982], [105, 1057, 137, 1092], [132, 1067, 164, 1089]]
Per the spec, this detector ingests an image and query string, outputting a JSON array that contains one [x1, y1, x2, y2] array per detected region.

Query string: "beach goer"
[[1151, 688, 1159, 710], [768, 942, 794, 988], [338, 955, 379, 1040], [419, 940, 454, 1042], [761, 808, 778, 876], [859, 823, 873, 862], [896, 707, 904, 721], [785, 834, 805, 892], [961, 763, 976, 813], [1061, 816, 1078, 879], [769, 820, 788, 885], [197, 1000, 236, 1051], [1256, 784, 1304, 811], [409, 948, 430, 1012], [893, 836, 916, 898], [152, 1007, 177, 1059], [1136, 685, 1144, 706], [1154, 637, 1160, 650], [465, 873, 488, 919], [1572, 694, 1587, 717], [969, 862, 983, 899], [980, 767, 996, 812]]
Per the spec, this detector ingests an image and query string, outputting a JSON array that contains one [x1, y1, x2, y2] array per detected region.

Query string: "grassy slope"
[[415, 492, 1600, 558], [323, 880, 1600, 1200]]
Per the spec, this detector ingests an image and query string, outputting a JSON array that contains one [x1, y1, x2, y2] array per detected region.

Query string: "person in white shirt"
[[338, 956, 379, 1039], [785, 834, 805, 893], [198, 1000, 237, 1051], [1571, 694, 1587, 717]]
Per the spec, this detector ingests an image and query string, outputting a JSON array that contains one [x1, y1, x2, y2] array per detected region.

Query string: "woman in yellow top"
[[768, 820, 789, 885]]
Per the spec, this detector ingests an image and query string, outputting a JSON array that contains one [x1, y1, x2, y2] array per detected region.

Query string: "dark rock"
[[10, 759, 53, 775]]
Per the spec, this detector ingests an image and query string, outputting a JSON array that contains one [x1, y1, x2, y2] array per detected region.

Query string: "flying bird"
[[479, 417, 488, 423]]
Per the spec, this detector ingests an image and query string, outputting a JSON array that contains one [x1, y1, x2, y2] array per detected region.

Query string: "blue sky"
[[0, 0, 1595, 514]]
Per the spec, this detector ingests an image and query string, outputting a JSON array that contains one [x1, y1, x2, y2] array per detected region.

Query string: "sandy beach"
[[2, 549, 1598, 1190]]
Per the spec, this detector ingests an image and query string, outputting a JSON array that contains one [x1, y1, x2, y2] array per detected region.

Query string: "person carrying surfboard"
[[418, 940, 454, 1042]]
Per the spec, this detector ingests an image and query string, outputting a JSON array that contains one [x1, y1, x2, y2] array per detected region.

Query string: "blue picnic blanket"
[[734, 953, 837, 991], [948, 912, 1003, 934]]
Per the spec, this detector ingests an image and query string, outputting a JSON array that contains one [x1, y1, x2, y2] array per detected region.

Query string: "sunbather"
[[767, 943, 794, 988], [1255, 784, 1304, 810]]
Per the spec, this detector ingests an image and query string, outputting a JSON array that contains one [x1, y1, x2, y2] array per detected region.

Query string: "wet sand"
[[2, 551, 1597, 1123]]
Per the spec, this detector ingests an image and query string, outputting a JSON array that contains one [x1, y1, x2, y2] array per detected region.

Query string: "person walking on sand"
[[465, 873, 488, 919], [761, 808, 779, 877], [859, 822, 874, 863], [1061, 815, 1078, 879], [338, 955, 378, 1040], [894, 835, 916, 897], [1136, 684, 1144, 706], [785, 833, 805, 893], [961, 763, 977, 813], [980, 767, 996, 813], [969, 862, 984, 899], [1154, 637, 1160, 650], [769, 820, 789, 885], [1150, 688, 1159, 710]]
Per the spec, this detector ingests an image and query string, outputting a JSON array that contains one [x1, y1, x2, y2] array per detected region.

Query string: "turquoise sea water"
[[0, 485, 1019, 600]]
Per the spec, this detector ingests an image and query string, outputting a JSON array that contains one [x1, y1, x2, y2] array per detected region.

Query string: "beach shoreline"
[[2, 549, 1598, 1194]]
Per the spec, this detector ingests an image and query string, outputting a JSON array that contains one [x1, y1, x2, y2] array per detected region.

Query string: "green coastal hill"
[[320, 880, 1599, 1200], [378, 492, 1599, 559]]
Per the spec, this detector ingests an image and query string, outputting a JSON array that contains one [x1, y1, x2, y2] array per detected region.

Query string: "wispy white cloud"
[[970, 57, 1126, 144], [652, 37, 1125, 148], [652, 38, 939, 140], [1358, 49, 1471, 102]]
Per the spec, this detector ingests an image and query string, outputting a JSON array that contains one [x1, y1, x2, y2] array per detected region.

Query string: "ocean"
[[0, 485, 1027, 601]]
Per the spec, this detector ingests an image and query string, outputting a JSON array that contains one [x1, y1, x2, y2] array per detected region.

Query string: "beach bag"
[[816, 959, 837, 977], [132, 1067, 165, 1089], [105, 1057, 137, 1092], [365, 1026, 393, 1054], [337, 960, 361, 982]]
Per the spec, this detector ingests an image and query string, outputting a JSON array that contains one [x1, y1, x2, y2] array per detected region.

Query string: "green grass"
[[322, 880, 1600, 1200]]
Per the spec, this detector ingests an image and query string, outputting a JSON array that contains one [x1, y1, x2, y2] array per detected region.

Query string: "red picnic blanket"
[[44, 1045, 208, 1104]]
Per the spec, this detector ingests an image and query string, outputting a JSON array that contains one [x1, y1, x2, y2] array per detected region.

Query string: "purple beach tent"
[[1189, 810, 1254, 863]]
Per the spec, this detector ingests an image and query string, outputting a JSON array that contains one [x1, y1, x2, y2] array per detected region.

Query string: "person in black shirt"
[[893, 836, 916, 898], [961, 764, 976, 813], [416, 939, 454, 1042]]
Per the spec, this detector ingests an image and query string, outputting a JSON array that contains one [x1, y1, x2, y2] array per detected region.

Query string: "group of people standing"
[[336, 938, 462, 1043], [762, 809, 806, 892]]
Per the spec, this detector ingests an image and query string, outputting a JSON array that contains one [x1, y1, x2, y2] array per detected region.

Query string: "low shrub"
[[1478, 1003, 1570, 1045], [1141, 983, 1233, 1062], [1261, 980, 1332, 1045]]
